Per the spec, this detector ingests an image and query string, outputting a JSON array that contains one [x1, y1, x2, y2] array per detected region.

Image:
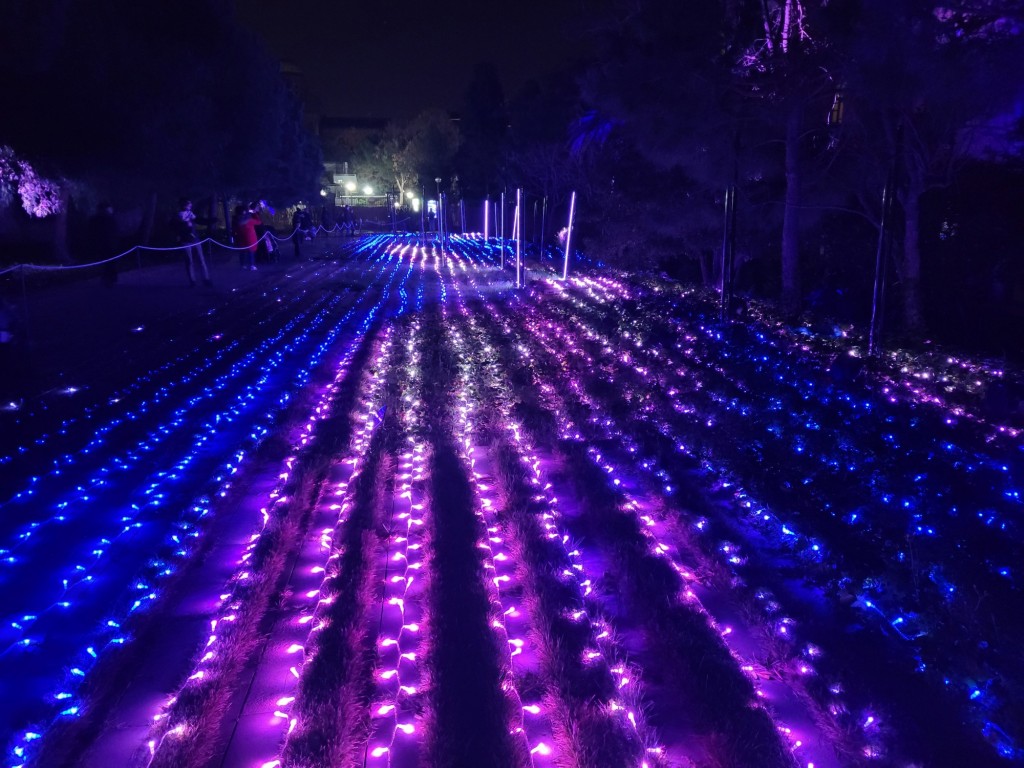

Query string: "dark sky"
[[236, 0, 595, 119]]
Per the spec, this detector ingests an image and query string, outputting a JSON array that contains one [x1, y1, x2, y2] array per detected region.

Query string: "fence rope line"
[[1, 223, 353, 275]]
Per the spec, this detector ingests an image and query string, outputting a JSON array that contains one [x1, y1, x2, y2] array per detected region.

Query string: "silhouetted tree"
[[371, 110, 460, 200], [580, 0, 769, 278], [455, 63, 510, 198], [0, 0, 321, 227], [839, 0, 1024, 333]]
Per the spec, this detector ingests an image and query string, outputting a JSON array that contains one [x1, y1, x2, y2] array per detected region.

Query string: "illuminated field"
[[1, 235, 1021, 768]]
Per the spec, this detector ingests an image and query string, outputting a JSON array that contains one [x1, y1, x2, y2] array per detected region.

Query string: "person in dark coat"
[[291, 207, 311, 259], [176, 199, 211, 286]]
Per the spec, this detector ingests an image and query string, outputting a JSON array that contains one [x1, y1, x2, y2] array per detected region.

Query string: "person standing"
[[234, 203, 260, 271], [291, 206, 311, 259], [177, 199, 211, 286]]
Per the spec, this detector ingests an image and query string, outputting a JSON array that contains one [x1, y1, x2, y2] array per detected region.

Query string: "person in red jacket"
[[234, 203, 260, 270]]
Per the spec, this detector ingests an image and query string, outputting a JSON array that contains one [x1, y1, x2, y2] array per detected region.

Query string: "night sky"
[[236, 0, 595, 119]]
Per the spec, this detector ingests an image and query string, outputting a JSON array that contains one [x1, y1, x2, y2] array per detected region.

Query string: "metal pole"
[[719, 185, 736, 323], [540, 196, 547, 263], [439, 193, 446, 258], [460, 199, 466, 234], [484, 198, 489, 241], [532, 200, 538, 250], [499, 191, 505, 270], [515, 188, 523, 288], [868, 182, 892, 357], [869, 123, 902, 357], [562, 191, 576, 280]]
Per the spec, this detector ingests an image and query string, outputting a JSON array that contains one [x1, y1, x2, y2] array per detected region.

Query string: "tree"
[[841, 0, 1024, 333], [733, 0, 854, 314], [580, 0, 773, 280], [373, 111, 460, 200], [0, 0, 322, 222], [456, 63, 510, 198]]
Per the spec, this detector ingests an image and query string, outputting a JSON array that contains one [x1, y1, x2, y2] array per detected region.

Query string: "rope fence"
[[0, 223, 353, 277]]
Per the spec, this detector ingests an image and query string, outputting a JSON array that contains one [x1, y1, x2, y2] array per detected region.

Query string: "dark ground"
[[0, 239, 341, 412]]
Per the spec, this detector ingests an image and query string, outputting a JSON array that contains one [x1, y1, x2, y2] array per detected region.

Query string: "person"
[[234, 203, 260, 270], [176, 199, 211, 286], [291, 206, 311, 259], [87, 201, 119, 286]]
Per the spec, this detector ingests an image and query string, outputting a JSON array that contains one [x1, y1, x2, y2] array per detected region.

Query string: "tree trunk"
[[901, 182, 925, 334], [780, 102, 802, 315], [51, 188, 72, 264], [140, 191, 158, 246], [699, 249, 712, 287], [222, 196, 232, 244]]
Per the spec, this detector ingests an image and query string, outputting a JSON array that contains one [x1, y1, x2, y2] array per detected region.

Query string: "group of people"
[[175, 199, 284, 282], [169, 199, 332, 285]]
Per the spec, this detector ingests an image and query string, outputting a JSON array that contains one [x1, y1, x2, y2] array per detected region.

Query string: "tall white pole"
[[562, 190, 576, 280], [499, 191, 505, 269], [483, 198, 489, 241], [515, 188, 522, 288]]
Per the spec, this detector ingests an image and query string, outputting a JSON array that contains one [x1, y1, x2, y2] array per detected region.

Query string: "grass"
[[466, 292, 797, 768], [283, 333, 403, 766], [418, 311, 522, 768], [145, 327, 386, 768], [21, 330, 360, 768]]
